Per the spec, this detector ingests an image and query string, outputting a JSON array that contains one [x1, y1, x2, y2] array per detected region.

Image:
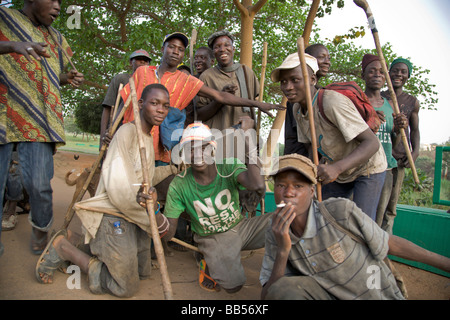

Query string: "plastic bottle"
[[113, 221, 123, 235]]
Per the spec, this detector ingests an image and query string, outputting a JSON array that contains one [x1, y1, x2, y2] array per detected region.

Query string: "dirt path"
[[0, 150, 448, 300]]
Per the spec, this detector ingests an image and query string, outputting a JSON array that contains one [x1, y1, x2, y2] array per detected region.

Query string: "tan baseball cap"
[[269, 154, 317, 184], [270, 52, 319, 83]]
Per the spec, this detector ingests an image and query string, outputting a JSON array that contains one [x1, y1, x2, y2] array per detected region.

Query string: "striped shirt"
[[260, 198, 404, 300], [0, 7, 71, 146], [120, 65, 204, 163]]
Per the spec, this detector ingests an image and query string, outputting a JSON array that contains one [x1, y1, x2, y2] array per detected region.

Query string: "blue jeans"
[[322, 171, 386, 221], [5, 151, 25, 202], [0, 142, 55, 254]]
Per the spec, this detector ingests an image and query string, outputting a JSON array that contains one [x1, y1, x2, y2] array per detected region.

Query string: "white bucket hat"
[[271, 52, 319, 83], [179, 122, 217, 150]]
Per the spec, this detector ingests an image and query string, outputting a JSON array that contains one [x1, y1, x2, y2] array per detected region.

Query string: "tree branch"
[[250, 0, 268, 15], [133, 9, 172, 29], [233, 0, 248, 15], [83, 80, 108, 91], [82, 18, 125, 52]]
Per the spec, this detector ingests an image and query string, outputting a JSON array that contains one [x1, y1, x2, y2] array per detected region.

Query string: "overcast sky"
[[314, 0, 450, 145]]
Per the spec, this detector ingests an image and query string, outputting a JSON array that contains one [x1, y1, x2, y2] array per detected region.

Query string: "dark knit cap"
[[362, 54, 380, 73]]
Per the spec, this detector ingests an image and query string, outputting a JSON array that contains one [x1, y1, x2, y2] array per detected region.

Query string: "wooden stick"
[[297, 37, 322, 201], [129, 78, 173, 300], [263, 0, 320, 179], [170, 237, 200, 253], [61, 93, 132, 230], [353, 0, 419, 185], [256, 42, 268, 137], [302, 0, 321, 48], [48, 29, 77, 72], [189, 29, 198, 75], [110, 83, 123, 125], [190, 29, 198, 120]]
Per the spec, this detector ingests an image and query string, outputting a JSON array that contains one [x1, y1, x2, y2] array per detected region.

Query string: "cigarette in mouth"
[[276, 202, 286, 208]]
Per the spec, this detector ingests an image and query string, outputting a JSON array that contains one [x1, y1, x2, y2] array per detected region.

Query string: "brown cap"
[[269, 154, 317, 184]]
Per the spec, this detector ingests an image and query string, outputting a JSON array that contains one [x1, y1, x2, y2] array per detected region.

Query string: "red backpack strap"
[[317, 89, 333, 126]]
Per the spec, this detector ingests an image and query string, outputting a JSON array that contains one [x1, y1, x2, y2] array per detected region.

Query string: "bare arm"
[[197, 84, 284, 118], [407, 100, 420, 166], [236, 116, 265, 193], [196, 84, 238, 122], [388, 235, 450, 273], [317, 128, 380, 184], [136, 188, 179, 241]]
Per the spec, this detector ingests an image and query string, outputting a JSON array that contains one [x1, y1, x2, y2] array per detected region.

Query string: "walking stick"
[[48, 29, 78, 72], [263, 0, 320, 180], [110, 83, 123, 125], [189, 29, 197, 75], [354, 0, 420, 185], [256, 42, 268, 138], [190, 29, 198, 120], [129, 78, 173, 300], [297, 37, 322, 201], [61, 92, 132, 230]]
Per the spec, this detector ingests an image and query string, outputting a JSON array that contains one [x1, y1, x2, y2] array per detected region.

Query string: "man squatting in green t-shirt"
[[138, 120, 273, 293]]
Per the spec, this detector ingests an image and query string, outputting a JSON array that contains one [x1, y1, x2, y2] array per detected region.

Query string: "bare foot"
[[36, 230, 72, 284]]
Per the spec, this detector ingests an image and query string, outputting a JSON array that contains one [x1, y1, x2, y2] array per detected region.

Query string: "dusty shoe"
[[2, 214, 18, 231]]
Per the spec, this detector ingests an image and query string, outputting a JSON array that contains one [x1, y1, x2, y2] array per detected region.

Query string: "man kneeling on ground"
[[35, 84, 175, 298], [260, 154, 450, 300]]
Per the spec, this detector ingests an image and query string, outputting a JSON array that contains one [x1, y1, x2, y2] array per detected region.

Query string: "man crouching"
[[260, 154, 450, 300], [139, 121, 272, 293]]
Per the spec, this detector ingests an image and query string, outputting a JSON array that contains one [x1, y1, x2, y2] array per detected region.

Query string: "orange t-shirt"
[[120, 66, 204, 163]]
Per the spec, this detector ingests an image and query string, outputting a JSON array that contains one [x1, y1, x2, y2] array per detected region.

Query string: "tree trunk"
[[234, 0, 268, 68]]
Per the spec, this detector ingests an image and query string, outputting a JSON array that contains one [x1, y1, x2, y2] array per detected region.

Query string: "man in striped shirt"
[[260, 154, 450, 300]]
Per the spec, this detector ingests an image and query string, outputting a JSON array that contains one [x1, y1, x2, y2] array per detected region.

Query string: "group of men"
[[1, 0, 449, 300]]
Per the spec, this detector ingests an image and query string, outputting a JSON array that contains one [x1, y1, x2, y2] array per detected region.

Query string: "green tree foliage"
[[74, 97, 103, 134], [3, 0, 439, 126]]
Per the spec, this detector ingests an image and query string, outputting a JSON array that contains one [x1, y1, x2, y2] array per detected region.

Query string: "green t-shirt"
[[164, 159, 247, 236], [374, 98, 397, 169]]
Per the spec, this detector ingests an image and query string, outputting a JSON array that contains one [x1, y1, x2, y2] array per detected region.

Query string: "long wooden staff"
[[297, 37, 322, 201], [256, 42, 268, 137], [110, 83, 123, 125], [354, 0, 419, 185], [129, 78, 173, 300], [190, 29, 198, 120], [61, 92, 132, 230], [263, 0, 321, 177], [189, 29, 198, 75], [48, 29, 77, 72]]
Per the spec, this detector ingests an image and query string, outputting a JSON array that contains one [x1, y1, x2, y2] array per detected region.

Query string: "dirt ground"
[[0, 150, 449, 300]]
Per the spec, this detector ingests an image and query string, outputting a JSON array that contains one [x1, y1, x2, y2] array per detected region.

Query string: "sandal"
[[30, 227, 48, 255], [35, 229, 67, 284], [199, 259, 220, 292]]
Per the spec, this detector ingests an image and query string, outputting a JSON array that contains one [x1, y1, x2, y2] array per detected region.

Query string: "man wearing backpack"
[[271, 52, 387, 220], [284, 43, 331, 157]]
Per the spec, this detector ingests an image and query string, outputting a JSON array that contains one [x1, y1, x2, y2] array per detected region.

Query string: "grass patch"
[[58, 132, 100, 155]]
